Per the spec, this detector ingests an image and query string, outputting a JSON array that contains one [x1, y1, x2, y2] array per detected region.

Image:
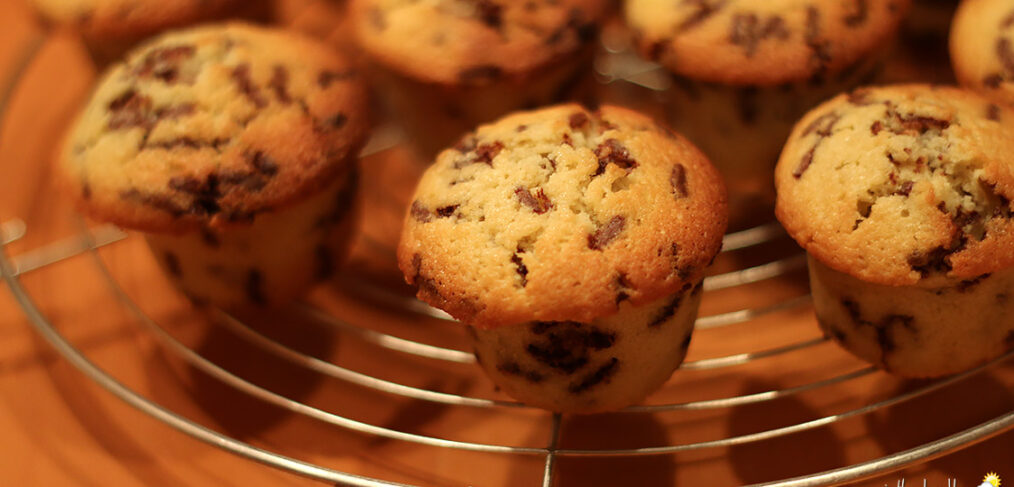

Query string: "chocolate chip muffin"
[[775, 84, 1014, 377], [349, 0, 611, 157], [60, 23, 369, 309], [30, 0, 250, 63], [398, 104, 727, 412], [950, 0, 1014, 106], [625, 0, 911, 228]]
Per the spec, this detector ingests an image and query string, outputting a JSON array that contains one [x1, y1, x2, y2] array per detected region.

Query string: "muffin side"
[[950, 0, 1014, 106], [60, 23, 370, 233]]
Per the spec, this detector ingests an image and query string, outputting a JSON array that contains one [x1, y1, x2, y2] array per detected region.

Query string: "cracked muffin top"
[[625, 0, 911, 86], [60, 23, 370, 233], [950, 0, 1014, 106], [31, 0, 241, 43], [776, 85, 1014, 286], [398, 104, 728, 328], [349, 0, 611, 86]]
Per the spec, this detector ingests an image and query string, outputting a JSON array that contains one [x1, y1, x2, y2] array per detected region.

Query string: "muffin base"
[[146, 169, 359, 309], [809, 255, 1014, 378], [469, 282, 703, 413]]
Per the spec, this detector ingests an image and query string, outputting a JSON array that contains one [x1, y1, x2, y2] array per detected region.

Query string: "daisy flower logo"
[[978, 472, 1001, 487]]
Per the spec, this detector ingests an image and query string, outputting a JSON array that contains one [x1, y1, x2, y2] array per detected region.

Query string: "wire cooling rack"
[[3, 20, 1014, 487]]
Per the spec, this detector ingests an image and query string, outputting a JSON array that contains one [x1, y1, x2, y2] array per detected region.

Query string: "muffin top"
[[31, 0, 240, 42], [776, 85, 1014, 286], [398, 104, 727, 328], [950, 0, 1014, 106], [349, 0, 611, 86], [625, 0, 911, 86], [60, 23, 370, 233]]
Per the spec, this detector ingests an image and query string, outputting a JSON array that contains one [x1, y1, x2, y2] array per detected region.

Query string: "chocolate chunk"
[[410, 201, 432, 222], [729, 13, 789, 57], [314, 245, 334, 280], [168, 174, 221, 215], [802, 112, 841, 137], [269, 65, 290, 104], [679, 0, 726, 31], [497, 361, 544, 383], [736, 86, 759, 124], [671, 164, 688, 198], [647, 40, 668, 61], [594, 139, 637, 176], [871, 120, 883, 135], [987, 104, 1002, 121], [561, 133, 574, 147], [472, 141, 504, 166], [135, 45, 195, 83], [515, 187, 553, 214], [997, 38, 1014, 74], [248, 151, 279, 175], [569, 112, 589, 129], [588, 216, 626, 250], [459, 65, 503, 85], [648, 292, 684, 327], [615, 273, 633, 305], [231, 63, 267, 108], [108, 90, 153, 130], [526, 322, 616, 373], [983, 73, 1005, 88], [163, 252, 182, 277], [547, 7, 596, 44], [843, 0, 868, 26], [568, 358, 618, 394], [805, 6, 832, 78], [156, 104, 195, 120], [895, 114, 950, 133], [318, 70, 356, 88], [511, 253, 528, 287], [436, 205, 458, 218], [246, 269, 266, 304], [793, 146, 816, 179], [957, 273, 991, 292], [200, 227, 220, 247], [323, 113, 348, 130], [847, 89, 873, 105], [895, 181, 914, 197], [908, 246, 954, 276], [121, 189, 184, 216], [476, 0, 502, 28]]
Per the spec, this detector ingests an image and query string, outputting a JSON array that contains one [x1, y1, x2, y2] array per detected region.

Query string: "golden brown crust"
[[950, 0, 1014, 106], [625, 0, 911, 86], [348, 0, 611, 86], [398, 104, 727, 328], [31, 0, 242, 43], [775, 84, 1014, 285], [60, 23, 370, 233]]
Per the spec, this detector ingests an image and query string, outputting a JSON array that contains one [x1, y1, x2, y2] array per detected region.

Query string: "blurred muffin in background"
[[950, 0, 1014, 106], [625, 0, 911, 229], [349, 0, 612, 158], [30, 0, 265, 64]]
